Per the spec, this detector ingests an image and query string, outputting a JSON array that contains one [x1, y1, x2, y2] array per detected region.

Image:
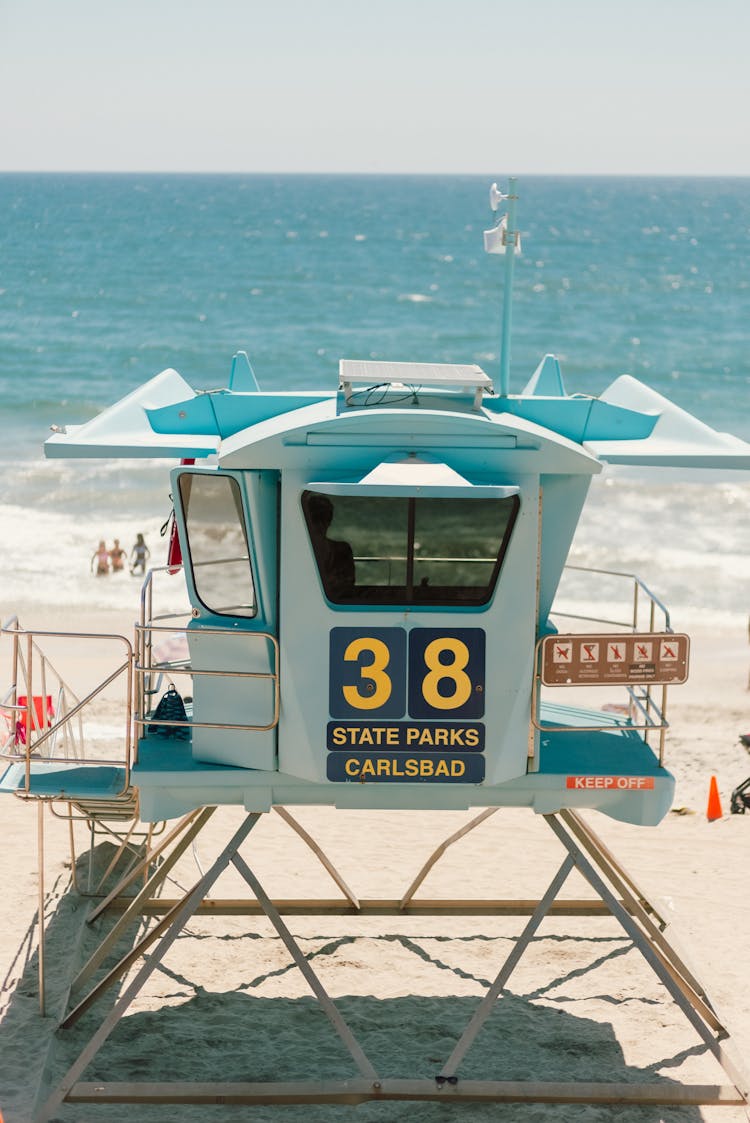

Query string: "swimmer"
[[91, 540, 110, 576], [129, 533, 150, 576], [109, 538, 127, 572]]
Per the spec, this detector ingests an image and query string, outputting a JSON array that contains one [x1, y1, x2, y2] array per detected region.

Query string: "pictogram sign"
[[541, 633, 689, 686]]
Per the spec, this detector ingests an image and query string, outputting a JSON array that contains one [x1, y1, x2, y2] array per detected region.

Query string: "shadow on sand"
[[1, 834, 739, 1123], [3, 840, 719, 1123], [34, 988, 711, 1123]]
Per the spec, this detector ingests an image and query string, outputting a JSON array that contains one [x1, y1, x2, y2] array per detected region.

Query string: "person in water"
[[109, 538, 127, 572], [306, 494, 355, 599], [129, 533, 150, 576], [91, 540, 110, 576]]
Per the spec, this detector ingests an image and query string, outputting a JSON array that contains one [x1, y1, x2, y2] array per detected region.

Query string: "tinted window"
[[179, 473, 256, 617], [302, 490, 519, 606]]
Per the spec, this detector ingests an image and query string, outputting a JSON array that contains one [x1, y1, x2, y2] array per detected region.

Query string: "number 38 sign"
[[329, 627, 485, 720]]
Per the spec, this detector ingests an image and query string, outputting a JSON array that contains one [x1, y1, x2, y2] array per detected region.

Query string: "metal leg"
[[62, 883, 210, 1029], [38, 811, 383, 1121], [86, 808, 205, 924], [37, 801, 45, 1018], [272, 806, 360, 908], [34, 811, 263, 1123], [560, 810, 723, 1030], [70, 807, 214, 998], [232, 850, 378, 1080], [561, 809, 668, 924], [439, 854, 575, 1077], [545, 812, 750, 1101], [399, 807, 499, 908], [90, 818, 140, 895]]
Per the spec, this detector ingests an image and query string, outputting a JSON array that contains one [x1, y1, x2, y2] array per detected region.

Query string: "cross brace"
[[34, 807, 750, 1121]]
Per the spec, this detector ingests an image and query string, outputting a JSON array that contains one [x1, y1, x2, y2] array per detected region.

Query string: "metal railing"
[[531, 565, 677, 765], [137, 564, 194, 719], [552, 564, 672, 634], [133, 567, 280, 750], [0, 617, 133, 797], [1, 563, 280, 794], [2, 561, 677, 795]]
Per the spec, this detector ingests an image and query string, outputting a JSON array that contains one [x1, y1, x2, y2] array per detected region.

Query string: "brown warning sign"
[[541, 633, 689, 686]]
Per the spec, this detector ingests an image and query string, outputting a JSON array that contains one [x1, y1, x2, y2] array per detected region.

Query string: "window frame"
[[301, 486, 520, 608], [178, 469, 258, 619]]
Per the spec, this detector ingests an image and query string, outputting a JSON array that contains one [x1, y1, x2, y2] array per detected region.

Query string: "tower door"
[[174, 467, 279, 770]]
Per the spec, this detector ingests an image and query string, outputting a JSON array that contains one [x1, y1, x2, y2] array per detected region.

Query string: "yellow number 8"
[[421, 637, 472, 710], [342, 637, 392, 710]]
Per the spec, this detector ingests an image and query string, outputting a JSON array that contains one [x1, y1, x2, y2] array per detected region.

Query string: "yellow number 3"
[[342, 637, 393, 710], [421, 637, 472, 710]]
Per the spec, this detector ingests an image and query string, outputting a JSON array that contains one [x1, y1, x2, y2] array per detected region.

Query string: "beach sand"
[[1, 606, 749, 1122]]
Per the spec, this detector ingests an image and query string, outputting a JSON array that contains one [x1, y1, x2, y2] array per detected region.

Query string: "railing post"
[[658, 684, 668, 765], [125, 638, 134, 777], [40, 656, 49, 739], [25, 632, 33, 790], [37, 799, 46, 1017], [9, 619, 20, 753]]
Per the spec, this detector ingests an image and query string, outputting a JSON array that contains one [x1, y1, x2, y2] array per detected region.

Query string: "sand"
[[1, 606, 749, 1123]]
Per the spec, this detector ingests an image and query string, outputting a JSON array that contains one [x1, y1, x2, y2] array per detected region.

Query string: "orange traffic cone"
[[707, 775, 723, 821]]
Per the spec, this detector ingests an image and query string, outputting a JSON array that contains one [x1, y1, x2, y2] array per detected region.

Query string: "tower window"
[[301, 490, 519, 607]]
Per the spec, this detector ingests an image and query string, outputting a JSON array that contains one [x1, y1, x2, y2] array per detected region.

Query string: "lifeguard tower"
[[3, 181, 750, 1118]]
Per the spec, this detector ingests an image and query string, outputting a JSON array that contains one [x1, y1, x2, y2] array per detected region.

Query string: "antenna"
[[484, 178, 520, 397]]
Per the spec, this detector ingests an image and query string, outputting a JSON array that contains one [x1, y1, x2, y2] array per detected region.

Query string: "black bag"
[[148, 685, 189, 738]]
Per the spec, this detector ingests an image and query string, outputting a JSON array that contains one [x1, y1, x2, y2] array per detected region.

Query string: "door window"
[[179, 473, 256, 617]]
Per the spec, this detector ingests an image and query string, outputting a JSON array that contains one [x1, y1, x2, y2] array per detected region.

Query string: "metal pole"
[[544, 814, 750, 1097], [232, 851, 380, 1081], [440, 854, 576, 1077], [499, 177, 518, 397], [35, 812, 263, 1123], [25, 632, 34, 789], [37, 800, 46, 1017]]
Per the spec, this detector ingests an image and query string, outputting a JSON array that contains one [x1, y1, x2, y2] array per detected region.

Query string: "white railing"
[[0, 617, 133, 796], [533, 565, 679, 765], [552, 564, 672, 634], [134, 567, 279, 747]]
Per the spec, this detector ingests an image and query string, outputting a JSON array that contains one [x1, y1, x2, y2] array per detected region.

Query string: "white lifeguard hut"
[[3, 181, 750, 1119]]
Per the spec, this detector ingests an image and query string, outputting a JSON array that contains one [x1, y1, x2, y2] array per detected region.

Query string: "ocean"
[[0, 173, 748, 626]]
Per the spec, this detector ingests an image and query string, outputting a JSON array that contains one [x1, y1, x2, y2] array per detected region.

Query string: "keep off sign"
[[541, 632, 689, 686]]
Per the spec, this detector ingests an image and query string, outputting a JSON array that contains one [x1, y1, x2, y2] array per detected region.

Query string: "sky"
[[1, 0, 748, 175]]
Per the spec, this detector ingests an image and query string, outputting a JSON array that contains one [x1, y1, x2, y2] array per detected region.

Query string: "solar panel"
[[339, 359, 494, 409]]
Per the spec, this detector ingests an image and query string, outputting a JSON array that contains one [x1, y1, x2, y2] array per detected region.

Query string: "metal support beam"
[[545, 813, 749, 1100], [272, 805, 360, 907], [32, 808, 750, 1120], [66, 1078, 745, 1108], [35, 811, 262, 1123], [232, 850, 378, 1080], [70, 807, 214, 997], [399, 806, 498, 907], [440, 854, 575, 1077]]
